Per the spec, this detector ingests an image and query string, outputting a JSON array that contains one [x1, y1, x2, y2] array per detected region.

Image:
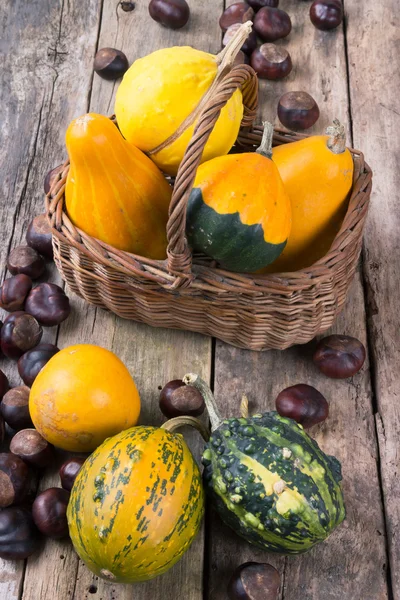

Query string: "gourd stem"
[[183, 374, 223, 432], [256, 122, 274, 159], [216, 21, 253, 70], [326, 119, 346, 154], [161, 416, 210, 442]]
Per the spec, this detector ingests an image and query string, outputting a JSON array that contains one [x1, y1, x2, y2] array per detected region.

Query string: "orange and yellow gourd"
[[65, 113, 172, 259]]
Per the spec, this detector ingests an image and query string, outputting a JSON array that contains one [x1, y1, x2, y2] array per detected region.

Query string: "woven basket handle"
[[166, 64, 258, 278]]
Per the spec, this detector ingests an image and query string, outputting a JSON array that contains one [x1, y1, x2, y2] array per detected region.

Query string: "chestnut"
[[0, 507, 41, 559], [275, 384, 329, 428], [278, 91, 320, 130], [310, 0, 343, 31], [0, 369, 10, 400], [313, 334, 366, 379], [247, 0, 279, 10], [32, 488, 70, 539], [149, 0, 190, 30], [10, 429, 54, 469], [234, 50, 250, 66], [223, 24, 258, 56], [228, 562, 281, 600], [251, 44, 292, 79], [0, 274, 32, 312], [1, 312, 43, 360], [94, 48, 129, 81], [219, 3, 254, 32], [26, 215, 54, 258], [7, 246, 45, 280], [0, 453, 30, 508], [18, 343, 59, 387], [0, 386, 32, 431], [0, 414, 4, 445], [59, 456, 86, 491], [25, 282, 71, 327], [254, 7, 291, 42], [44, 164, 64, 195], [159, 380, 205, 419]]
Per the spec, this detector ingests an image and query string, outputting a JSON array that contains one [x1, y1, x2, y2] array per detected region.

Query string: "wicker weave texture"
[[46, 65, 372, 351]]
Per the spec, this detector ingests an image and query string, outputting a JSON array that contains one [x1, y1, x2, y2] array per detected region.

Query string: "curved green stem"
[[183, 374, 222, 432], [161, 416, 210, 442], [256, 121, 274, 159]]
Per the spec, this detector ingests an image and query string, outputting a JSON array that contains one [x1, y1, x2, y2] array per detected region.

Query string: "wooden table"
[[1, 0, 398, 598]]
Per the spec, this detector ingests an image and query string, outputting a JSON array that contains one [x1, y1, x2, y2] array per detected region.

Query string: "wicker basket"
[[46, 64, 372, 351]]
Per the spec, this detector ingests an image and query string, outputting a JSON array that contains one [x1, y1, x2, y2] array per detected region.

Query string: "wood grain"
[[345, 1, 400, 597], [208, 1, 388, 598]]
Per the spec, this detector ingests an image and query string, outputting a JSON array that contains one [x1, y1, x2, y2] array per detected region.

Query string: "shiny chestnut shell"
[[149, 0, 190, 30], [278, 91, 320, 130], [26, 215, 54, 258], [159, 380, 205, 418], [250, 44, 292, 79], [247, 0, 279, 9], [228, 562, 281, 600], [25, 282, 70, 327], [0, 369, 10, 400], [59, 456, 86, 491], [275, 384, 329, 428], [253, 7, 292, 42], [0, 453, 30, 508], [0, 507, 41, 559], [0, 274, 32, 312], [0, 386, 32, 430], [94, 48, 129, 80], [219, 3, 254, 32], [313, 335, 366, 379], [18, 343, 59, 387], [0, 312, 43, 360], [7, 246, 45, 280], [310, 0, 343, 31], [10, 429, 54, 469], [32, 488, 70, 539]]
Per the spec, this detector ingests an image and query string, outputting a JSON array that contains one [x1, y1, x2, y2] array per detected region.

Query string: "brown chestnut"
[[1, 387, 32, 431], [223, 24, 258, 56], [278, 91, 320, 130], [251, 44, 292, 79], [25, 282, 70, 327], [0, 369, 10, 400], [7, 246, 45, 280], [313, 334, 366, 379], [234, 50, 250, 66], [254, 7, 291, 42], [0, 414, 4, 446], [228, 562, 281, 600], [59, 456, 86, 491], [310, 0, 343, 31], [0, 274, 32, 312], [1, 312, 43, 360], [149, 0, 190, 30], [94, 48, 129, 81], [0, 507, 41, 559], [219, 3, 254, 32], [26, 215, 54, 258], [247, 0, 279, 10], [159, 380, 205, 418], [0, 453, 30, 508], [275, 384, 329, 428], [44, 164, 64, 195], [10, 429, 54, 469], [18, 343, 59, 387], [32, 488, 70, 539]]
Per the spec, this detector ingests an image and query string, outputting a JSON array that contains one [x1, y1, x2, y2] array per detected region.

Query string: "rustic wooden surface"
[[0, 0, 398, 599]]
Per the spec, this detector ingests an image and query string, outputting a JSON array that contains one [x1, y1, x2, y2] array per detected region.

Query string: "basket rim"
[[46, 125, 372, 296]]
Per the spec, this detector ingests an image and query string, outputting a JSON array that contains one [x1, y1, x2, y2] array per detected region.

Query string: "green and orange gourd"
[[65, 113, 172, 259], [186, 123, 291, 273]]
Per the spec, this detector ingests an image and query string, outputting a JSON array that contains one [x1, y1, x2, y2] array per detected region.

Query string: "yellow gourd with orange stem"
[[65, 113, 172, 259], [265, 120, 354, 273]]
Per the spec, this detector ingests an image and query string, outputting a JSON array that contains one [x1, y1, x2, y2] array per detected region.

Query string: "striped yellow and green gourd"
[[185, 374, 346, 554], [67, 424, 205, 583]]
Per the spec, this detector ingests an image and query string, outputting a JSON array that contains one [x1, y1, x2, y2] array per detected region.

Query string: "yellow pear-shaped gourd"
[[114, 24, 253, 176], [265, 120, 354, 272], [65, 114, 172, 259]]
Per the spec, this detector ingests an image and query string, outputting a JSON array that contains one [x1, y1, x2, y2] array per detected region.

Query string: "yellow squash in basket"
[[114, 23, 253, 176], [265, 120, 354, 272], [65, 113, 172, 259]]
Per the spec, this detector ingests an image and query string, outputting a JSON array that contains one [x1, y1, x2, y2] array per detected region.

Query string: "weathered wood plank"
[[345, 1, 400, 597], [0, 0, 102, 598], [209, 1, 388, 598]]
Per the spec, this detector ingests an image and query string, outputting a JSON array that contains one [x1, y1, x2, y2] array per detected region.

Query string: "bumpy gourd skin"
[[265, 135, 354, 272], [65, 114, 172, 259], [114, 47, 244, 176], [68, 426, 204, 583], [186, 153, 291, 272], [202, 411, 345, 554]]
